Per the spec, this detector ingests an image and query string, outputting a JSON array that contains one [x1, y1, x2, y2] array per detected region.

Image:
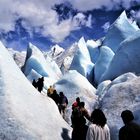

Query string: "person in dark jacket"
[[50, 90, 60, 106], [32, 79, 37, 88], [59, 92, 68, 118], [71, 102, 90, 140], [36, 77, 44, 92], [119, 110, 140, 140]]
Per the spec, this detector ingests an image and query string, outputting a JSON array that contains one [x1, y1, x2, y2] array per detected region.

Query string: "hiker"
[[71, 102, 90, 140], [36, 77, 44, 92], [86, 109, 110, 140], [50, 89, 60, 106], [32, 79, 37, 88], [59, 92, 68, 118], [47, 85, 55, 97], [119, 110, 140, 140], [72, 97, 81, 110]]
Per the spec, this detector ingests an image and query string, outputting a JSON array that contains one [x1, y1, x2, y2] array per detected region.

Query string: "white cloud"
[[86, 14, 92, 28], [0, 0, 73, 43], [0, 0, 139, 43], [0, 0, 95, 43], [102, 22, 110, 32], [130, 10, 140, 24], [68, 0, 140, 11]]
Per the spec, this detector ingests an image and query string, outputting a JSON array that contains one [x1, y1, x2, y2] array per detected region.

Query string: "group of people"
[[32, 77, 44, 92], [31, 80, 140, 140], [71, 97, 140, 140], [47, 86, 68, 118], [32, 79, 69, 118]]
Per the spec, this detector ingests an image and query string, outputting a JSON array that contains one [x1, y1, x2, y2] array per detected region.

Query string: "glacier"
[[54, 70, 97, 124], [100, 30, 140, 82], [2, 10, 140, 140], [0, 41, 72, 140], [86, 39, 100, 63], [22, 43, 62, 85], [98, 73, 140, 140], [69, 37, 94, 80], [103, 11, 138, 53], [94, 45, 114, 84]]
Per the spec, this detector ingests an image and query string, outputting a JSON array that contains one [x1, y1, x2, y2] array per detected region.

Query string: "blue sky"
[[0, 0, 140, 51]]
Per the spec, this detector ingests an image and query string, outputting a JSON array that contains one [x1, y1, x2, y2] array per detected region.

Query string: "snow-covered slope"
[[100, 31, 140, 82], [55, 70, 97, 123], [22, 43, 62, 82], [103, 11, 138, 52], [94, 46, 114, 84], [8, 48, 26, 68], [99, 73, 140, 140], [55, 70, 97, 106], [70, 37, 94, 79], [0, 41, 71, 140]]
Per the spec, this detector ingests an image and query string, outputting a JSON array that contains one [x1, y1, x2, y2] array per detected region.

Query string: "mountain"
[[100, 30, 140, 82], [103, 11, 139, 52], [0, 41, 71, 140]]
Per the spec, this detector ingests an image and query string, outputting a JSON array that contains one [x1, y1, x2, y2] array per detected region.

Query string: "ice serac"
[[100, 31, 140, 82], [55, 70, 97, 123], [55, 70, 97, 107], [69, 37, 94, 79], [86, 39, 100, 63], [22, 43, 62, 81], [100, 74, 140, 140], [8, 48, 26, 68], [0, 41, 71, 140], [60, 42, 79, 74], [103, 11, 138, 52], [94, 46, 114, 84]]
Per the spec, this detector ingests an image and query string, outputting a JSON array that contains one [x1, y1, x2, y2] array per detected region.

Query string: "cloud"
[[0, 0, 72, 43], [0, 0, 94, 43], [0, 0, 139, 43], [68, 0, 140, 11], [102, 22, 110, 32], [130, 10, 140, 24], [86, 14, 92, 28]]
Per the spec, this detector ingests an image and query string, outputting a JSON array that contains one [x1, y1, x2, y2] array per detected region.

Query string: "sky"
[[0, 0, 140, 51]]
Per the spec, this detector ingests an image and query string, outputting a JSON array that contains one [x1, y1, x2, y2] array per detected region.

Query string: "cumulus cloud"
[[0, 0, 94, 43], [0, 0, 139, 43], [0, 0, 72, 43]]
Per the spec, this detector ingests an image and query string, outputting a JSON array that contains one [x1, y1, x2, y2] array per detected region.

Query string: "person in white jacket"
[[86, 109, 110, 140]]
